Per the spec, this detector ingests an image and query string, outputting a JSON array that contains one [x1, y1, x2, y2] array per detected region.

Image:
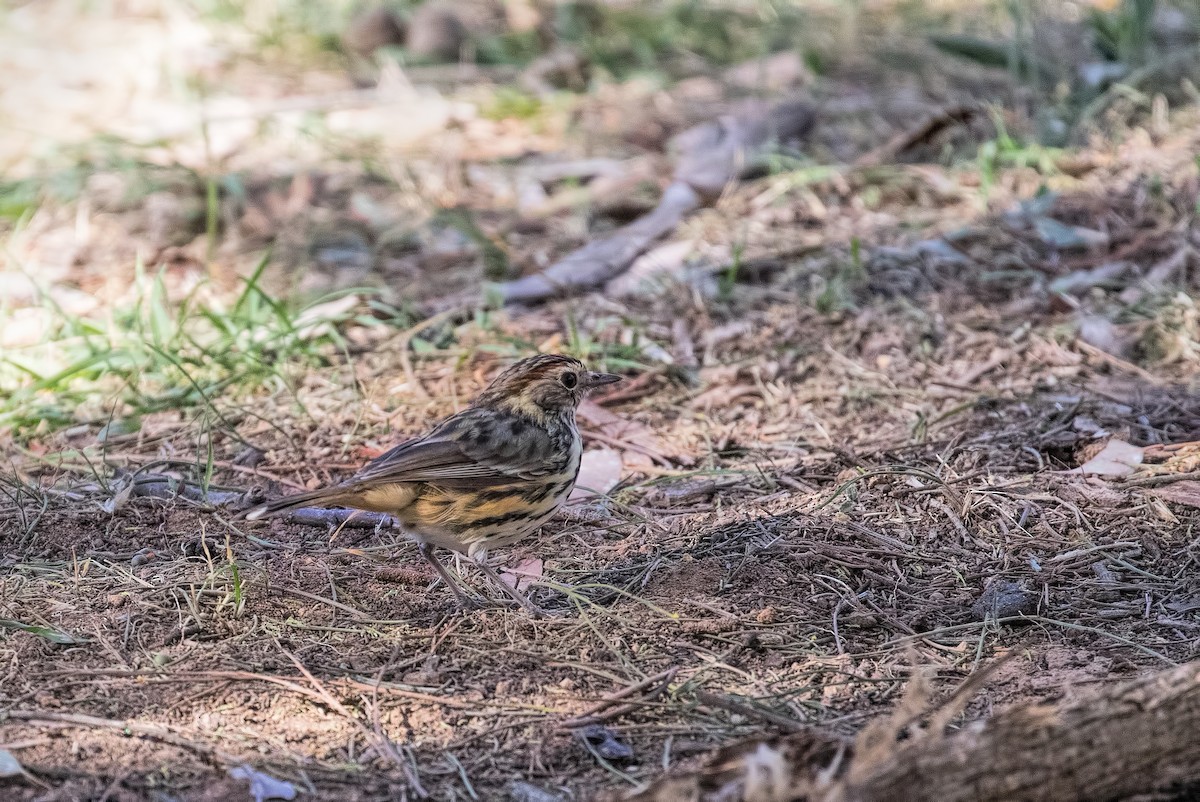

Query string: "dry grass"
[[4, 251, 1200, 798], [4, 1, 1200, 800]]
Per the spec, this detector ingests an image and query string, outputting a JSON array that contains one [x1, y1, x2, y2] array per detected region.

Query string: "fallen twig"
[[5, 710, 235, 765], [130, 477, 250, 507], [629, 655, 1200, 802], [283, 507, 394, 530], [491, 99, 816, 304], [561, 668, 678, 728], [854, 104, 980, 168], [495, 183, 703, 304], [124, 473, 395, 529], [1128, 470, 1200, 487], [693, 689, 813, 734]]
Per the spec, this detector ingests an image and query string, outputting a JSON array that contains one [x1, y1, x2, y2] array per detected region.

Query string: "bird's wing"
[[345, 409, 559, 490]]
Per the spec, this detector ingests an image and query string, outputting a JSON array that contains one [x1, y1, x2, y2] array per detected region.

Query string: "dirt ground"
[[4, 1, 1200, 800]]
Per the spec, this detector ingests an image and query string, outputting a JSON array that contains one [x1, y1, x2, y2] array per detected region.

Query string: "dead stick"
[[283, 507, 395, 530], [693, 689, 813, 734], [4, 710, 235, 764], [854, 105, 979, 168], [562, 668, 678, 728], [36, 668, 486, 710], [275, 640, 430, 797], [1127, 471, 1200, 487]]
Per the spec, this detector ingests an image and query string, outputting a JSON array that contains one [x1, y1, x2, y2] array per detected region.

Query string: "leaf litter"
[[3, 1, 1200, 800]]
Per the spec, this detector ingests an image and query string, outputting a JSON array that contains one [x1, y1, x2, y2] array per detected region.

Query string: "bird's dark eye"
[[560, 372, 578, 389]]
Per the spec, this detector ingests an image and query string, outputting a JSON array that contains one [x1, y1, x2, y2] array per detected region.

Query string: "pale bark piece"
[[1075, 438, 1144, 476], [725, 52, 813, 92], [228, 764, 297, 802], [491, 100, 816, 304], [627, 660, 1200, 802], [671, 99, 817, 202], [1150, 479, 1200, 509], [495, 182, 702, 304]]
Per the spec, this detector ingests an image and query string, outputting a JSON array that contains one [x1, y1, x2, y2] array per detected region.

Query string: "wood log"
[[627, 660, 1200, 802], [491, 99, 816, 305]]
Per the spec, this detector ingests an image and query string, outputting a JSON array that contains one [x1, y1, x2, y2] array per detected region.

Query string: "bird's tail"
[[242, 487, 355, 521]]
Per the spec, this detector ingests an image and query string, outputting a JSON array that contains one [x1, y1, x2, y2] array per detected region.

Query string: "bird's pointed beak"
[[586, 371, 622, 388]]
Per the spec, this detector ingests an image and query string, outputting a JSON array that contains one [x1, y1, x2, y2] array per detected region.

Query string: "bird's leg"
[[418, 542, 480, 610], [472, 556, 545, 618]]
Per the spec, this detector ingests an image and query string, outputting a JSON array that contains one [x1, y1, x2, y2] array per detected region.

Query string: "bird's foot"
[[472, 561, 555, 619]]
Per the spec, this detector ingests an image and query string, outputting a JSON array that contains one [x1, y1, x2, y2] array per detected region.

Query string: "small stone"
[[143, 190, 205, 248], [130, 548, 158, 567], [575, 724, 634, 761], [971, 580, 1039, 621], [406, 4, 467, 62], [508, 780, 566, 802], [342, 7, 407, 57]]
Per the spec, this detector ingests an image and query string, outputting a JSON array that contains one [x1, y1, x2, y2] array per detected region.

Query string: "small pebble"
[[575, 724, 634, 761], [971, 580, 1039, 621], [406, 4, 466, 62], [508, 780, 566, 802], [342, 6, 406, 57], [130, 548, 157, 567]]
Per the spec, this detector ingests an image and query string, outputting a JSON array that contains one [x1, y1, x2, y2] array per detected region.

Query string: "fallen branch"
[[854, 104, 979, 169], [495, 182, 703, 304], [491, 99, 816, 304], [5, 710, 235, 766], [561, 668, 679, 729], [283, 507, 394, 530], [626, 658, 1200, 802], [131, 477, 249, 507]]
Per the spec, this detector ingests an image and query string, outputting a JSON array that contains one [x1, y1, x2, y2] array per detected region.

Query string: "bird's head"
[[474, 354, 621, 417]]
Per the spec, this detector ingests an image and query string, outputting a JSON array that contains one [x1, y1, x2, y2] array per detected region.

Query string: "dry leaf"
[[1147, 496, 1180, 523], [500, 557, 544, 592], [1075, 439, 1144, 476], [101, 478, 134, 515], [569, 447, 623, 501], [577, 399, 691, 466]]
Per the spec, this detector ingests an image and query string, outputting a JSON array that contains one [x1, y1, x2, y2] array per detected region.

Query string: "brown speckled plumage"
[[244, 354, 621, 613]]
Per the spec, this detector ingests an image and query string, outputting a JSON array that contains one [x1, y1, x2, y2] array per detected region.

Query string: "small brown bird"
[[244, 354, 621, 613]]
